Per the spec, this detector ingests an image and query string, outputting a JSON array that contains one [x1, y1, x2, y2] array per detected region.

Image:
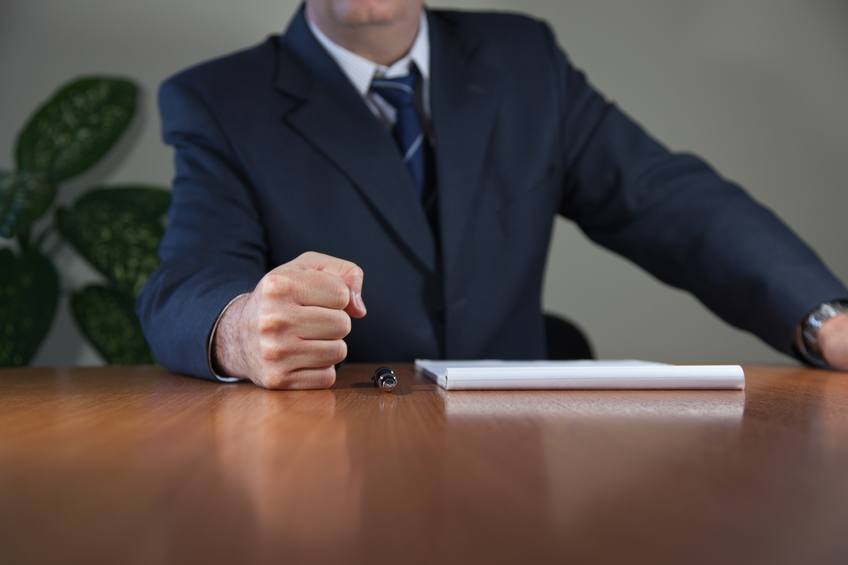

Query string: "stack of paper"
[[415, 359, 745, 391]]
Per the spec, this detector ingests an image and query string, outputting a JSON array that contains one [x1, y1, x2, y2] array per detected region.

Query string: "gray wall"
[[1, 0, 845, 366]]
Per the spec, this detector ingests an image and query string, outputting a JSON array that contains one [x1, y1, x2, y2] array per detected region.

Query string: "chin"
[[330, 0, 417, 25]]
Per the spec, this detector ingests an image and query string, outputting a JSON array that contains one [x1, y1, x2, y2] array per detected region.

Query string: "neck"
[[306, 5, 420, 66]]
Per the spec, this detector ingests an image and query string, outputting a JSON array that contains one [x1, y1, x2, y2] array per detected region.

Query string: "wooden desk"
[[1, 364, 847, 564]]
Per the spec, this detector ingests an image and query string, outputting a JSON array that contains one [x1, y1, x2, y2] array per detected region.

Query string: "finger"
[[290, 306, 352, 340], [260, 366, 336, 390], [260, 269, 351, 310], [286, 366, 337, 390], [293, 269, 354, 310], [286, 338, 348, 370], [292, 251, 366, 305]]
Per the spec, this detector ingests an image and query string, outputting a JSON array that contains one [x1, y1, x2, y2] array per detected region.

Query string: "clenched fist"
[[212, 252, 367, 389]]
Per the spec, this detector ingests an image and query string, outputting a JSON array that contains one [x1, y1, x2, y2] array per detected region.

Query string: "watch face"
[[810, 301, 848, 331], [822, 304, 839, 318]]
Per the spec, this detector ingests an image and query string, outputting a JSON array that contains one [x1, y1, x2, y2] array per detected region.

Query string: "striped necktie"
[[370, 70, 428, 197]]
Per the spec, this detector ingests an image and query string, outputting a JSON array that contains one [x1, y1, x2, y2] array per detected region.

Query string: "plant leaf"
[[56, 186, 170, 297], [70, 284, 153, 364], [15, 76, 138, 182], [0, 170, 56, 238], [72, 184, 171, 219], [0, 248, 59, 367]]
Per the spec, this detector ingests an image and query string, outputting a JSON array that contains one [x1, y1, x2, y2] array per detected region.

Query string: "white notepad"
[[414, 359, 745, 391]]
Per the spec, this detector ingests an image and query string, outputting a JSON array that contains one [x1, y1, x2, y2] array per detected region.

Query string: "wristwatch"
[[796, 300, 848, 366]]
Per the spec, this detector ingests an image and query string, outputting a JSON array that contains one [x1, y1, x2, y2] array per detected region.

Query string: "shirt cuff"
[[207, 293, 250, 383]]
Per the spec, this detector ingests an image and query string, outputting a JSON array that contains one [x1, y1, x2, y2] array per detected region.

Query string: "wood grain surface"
[[1, 364, 847, 565]]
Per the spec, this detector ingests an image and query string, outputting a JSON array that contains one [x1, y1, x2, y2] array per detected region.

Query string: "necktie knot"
[[370, 73, 418, 109]]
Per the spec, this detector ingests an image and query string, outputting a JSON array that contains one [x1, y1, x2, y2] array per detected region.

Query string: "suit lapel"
[[274, 7, 437, 272], [428, 13, 501, 290]]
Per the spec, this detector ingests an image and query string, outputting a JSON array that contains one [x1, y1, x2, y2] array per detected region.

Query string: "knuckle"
[[257, 313, 286, 335], [257, 319, 275, 336], [258, 337, 287, 362], [261, 273, 294, 298], [259, 347, 279, 363], [297, 251, 320, 263]]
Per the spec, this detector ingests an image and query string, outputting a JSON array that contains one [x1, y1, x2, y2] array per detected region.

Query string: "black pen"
[[372, 366, 398, 392]]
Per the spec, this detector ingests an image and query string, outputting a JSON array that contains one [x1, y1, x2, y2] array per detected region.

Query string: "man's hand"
[[819, 314, 848, 371], [213, 252, 367, 389]]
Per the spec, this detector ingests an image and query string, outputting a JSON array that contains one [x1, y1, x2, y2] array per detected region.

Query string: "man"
[[137, 0, 848, 389]]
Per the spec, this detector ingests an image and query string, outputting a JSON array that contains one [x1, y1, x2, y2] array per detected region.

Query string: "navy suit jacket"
[[138, 6, 847, 380]]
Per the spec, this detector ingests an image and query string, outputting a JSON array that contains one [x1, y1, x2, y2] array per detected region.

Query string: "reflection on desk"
[[0, 364, 847, 565]]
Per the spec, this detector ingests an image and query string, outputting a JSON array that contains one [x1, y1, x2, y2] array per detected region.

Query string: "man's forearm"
[[209, 293, 251, 381]]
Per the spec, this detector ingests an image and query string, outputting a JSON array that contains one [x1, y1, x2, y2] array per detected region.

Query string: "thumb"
[[293, 252, 367, 318], [346, 287, 367, 319]]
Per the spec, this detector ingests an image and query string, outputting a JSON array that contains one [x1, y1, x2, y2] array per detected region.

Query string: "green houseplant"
[[0, 76, 169, 366]]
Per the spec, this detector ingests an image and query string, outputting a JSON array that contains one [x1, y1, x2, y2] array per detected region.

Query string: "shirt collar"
[[306, 10, 430, 97]]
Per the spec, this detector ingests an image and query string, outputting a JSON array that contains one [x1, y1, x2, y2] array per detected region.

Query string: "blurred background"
[[1, 0, 846, 366]]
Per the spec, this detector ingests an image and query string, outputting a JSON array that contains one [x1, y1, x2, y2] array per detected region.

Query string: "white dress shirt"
[[306, 10, 431, 127]]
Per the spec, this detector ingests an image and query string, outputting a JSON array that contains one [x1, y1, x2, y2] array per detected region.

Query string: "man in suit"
[[137, 0, 848, 389]]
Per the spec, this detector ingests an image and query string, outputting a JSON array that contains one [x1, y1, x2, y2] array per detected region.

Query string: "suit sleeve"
[[136, 78, 267, 380], [540, 23, 847, 356]]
